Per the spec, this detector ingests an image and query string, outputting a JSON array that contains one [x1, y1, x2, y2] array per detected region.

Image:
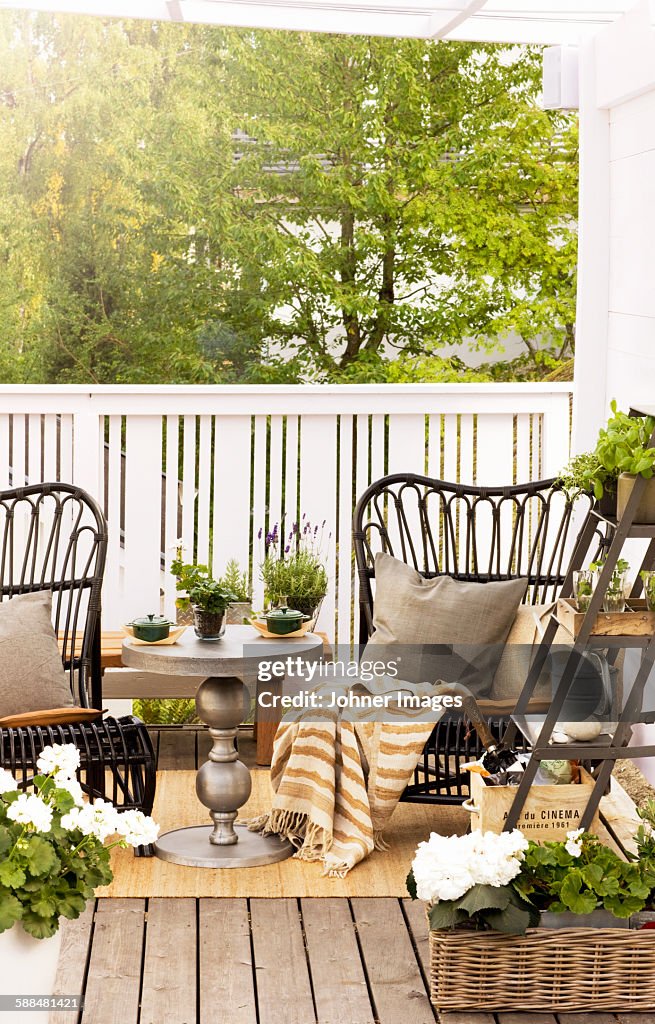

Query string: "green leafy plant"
[[513, 831, 655, 919], [556, 451, 615, 501], [0, 745, 158, 938], [170, 550, 237, 614], [640, 571, 655, 613], [589, 558, 629, 596], [219, 559, 251, 603], [259, 518, 328, 617], [593, 402, 655, 497], [133, 699, 197, 725]]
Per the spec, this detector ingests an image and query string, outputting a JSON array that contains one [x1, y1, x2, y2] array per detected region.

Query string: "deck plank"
[[352, 898, 435, 1024], [301, 898, 374, 1024], [497, 1015, 557, 1023], [198, 899, 257, 1024], [139, 898, 196, 1024], [81, 899, 145, 1024], [49, 903, 95, 1024], [157, 729, 197, 770], [558, 1015, 619, 1023], [250, 898, 316, 1024]]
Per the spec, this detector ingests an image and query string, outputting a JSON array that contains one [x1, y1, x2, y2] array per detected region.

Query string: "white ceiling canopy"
[[0, 0, 643, 44]]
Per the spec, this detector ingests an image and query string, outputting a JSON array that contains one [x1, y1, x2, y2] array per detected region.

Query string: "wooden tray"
[[557, 597, 655, 637], [122, 625, 187, 646]]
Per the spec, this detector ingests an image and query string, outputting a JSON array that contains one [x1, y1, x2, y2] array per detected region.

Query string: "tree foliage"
[[0, 13, 578, 383]]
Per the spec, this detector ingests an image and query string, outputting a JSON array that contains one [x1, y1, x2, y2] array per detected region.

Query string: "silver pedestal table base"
[[121, 626, 322, 869]]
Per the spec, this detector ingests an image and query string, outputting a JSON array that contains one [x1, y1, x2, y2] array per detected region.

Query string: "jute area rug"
[[102, 770, 467, 898]]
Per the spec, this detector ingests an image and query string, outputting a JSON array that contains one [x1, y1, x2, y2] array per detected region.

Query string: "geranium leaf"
[[406, 869, 417, 900], [560, 872, 597, 915], [20, 911, 58, 939], [428, 902, 467, 931], [0, 861, 26, 888], [0, 890, 23, 932], [25, 837, 59, 877], [482, 903, 532, 935], [458, 884, 512, 915]]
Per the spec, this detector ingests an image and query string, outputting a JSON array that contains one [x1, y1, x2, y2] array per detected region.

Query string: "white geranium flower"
[[56, 778, 85, 807], [6, 793, 53, 833], [37, 743, 80, 782], [116, 810, 160, 848], [411, 829, 527, 905], [641, 821, 654, 838], [61, 798, 120, 842], [565, 829, 584, 857], [0, 768, 18, 795]]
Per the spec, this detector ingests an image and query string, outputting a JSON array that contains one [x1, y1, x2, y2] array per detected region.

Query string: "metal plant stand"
[[503, 403, 655, 831], [122, 625, 323, 867]]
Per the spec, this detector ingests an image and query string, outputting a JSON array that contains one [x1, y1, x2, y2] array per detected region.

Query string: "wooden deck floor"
[[49, 727, 655, 1024]]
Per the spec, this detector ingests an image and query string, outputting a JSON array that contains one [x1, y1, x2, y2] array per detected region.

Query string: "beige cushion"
[[364, 552, 527, 694], [0, 592, 73, 718]]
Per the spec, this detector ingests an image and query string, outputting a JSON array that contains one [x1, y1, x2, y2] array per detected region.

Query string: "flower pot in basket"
[[429, 925, 655, 1012], [0, 925, 62, 1024]]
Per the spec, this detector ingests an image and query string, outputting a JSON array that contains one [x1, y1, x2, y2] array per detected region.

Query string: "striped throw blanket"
[[248, 677, 458, 876]]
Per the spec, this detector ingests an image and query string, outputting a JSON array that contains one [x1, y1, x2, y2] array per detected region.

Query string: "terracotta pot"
[[0, 924, 62, 1023], [617, 473, 655, 524]]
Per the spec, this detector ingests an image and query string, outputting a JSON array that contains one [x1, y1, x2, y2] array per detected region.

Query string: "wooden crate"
[[466, 767, 600, 839], [557, 597, 655, 637]]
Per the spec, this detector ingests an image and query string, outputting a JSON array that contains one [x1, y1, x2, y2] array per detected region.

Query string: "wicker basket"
[[429, 927, 655, 1011]]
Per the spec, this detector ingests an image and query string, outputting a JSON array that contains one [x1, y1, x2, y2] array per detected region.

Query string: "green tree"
[[0, 17, 577, 384], [0, 12, 233, 383], [214, 32, 578, 380]]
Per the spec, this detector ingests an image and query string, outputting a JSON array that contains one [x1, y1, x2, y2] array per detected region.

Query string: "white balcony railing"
[[0, 383, 572, 643]]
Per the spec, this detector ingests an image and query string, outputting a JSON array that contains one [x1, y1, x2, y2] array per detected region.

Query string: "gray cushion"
[[364, 552, 527, 695], [0, 591, 73, 717]]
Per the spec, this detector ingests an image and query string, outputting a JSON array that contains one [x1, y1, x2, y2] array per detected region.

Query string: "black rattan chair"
[[0, 483, 156, 854], [353, 473, 600, 805]]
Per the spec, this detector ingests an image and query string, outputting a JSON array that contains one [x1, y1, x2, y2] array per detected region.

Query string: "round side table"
[[122, 624, 323, 868]]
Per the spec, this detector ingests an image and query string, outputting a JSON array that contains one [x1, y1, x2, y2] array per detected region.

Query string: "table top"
[[121, 623, 323, 677]]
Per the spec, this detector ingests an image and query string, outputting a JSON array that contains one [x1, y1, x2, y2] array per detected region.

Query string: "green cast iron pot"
[[264, 606, 308, 636], [128, 613, 175, 642]]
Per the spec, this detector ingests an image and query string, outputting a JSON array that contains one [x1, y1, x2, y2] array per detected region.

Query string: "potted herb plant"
[[589, 557, 630, 613], [259, 517, 328, 622], [557, 450, 618, 516], [170, 550, 237, 640], [594, 402, 655, 522], [407, 813, 655, 1012], [641, 570, 655, 613], [0, 744, 158, 1021], [220, 559, 252, 625]]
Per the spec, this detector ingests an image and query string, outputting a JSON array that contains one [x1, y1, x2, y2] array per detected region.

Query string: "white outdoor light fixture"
[[542, 45, 580, 110]]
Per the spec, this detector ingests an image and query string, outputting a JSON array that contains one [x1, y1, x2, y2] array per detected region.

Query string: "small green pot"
[[128, 614, 174, 642], [264, 605, 308, 635]]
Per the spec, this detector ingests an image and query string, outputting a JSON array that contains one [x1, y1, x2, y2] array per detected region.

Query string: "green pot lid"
[[131, 614, 174, 626], [266, 605, 304, 622]]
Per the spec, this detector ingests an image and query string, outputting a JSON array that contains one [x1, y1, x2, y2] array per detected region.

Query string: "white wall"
[[574, 1, 655, 783], [573, 0, 655, 452]]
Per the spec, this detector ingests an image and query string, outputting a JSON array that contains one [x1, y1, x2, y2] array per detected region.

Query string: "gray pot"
[[539, 908, 628, 930]]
